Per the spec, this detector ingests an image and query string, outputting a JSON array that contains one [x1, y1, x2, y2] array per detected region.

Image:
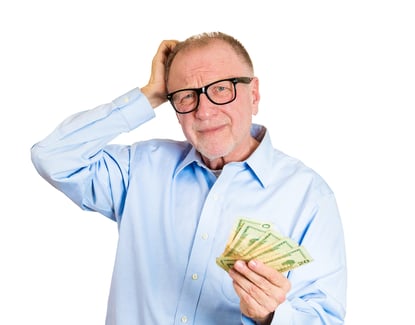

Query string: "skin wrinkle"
[[31, 32, 347, 325], [167, 40, 260, 170]]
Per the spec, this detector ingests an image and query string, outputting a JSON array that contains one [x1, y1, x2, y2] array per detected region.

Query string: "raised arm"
[[141, 39, 178, 108], [30, 39, 178, 219]]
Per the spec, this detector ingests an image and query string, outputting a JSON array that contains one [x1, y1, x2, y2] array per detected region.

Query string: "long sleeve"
[[31, 88, 155, 218], [31, 92, 347, 324], [271, 192, 347, 324]]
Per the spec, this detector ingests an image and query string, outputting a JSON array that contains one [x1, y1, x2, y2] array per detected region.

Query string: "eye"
[[183, 92, 196, 100], [210, 82, 233, 98], [215, 85, 227, 93], [174, 91, 196, 103]]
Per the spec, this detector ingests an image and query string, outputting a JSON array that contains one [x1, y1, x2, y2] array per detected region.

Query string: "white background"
[[1, 0, 414, 324]]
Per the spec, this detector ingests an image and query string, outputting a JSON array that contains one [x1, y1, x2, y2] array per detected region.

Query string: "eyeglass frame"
[[166, 76, 253, 114]]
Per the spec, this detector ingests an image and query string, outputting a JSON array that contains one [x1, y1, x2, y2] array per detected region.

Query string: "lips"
[[196, 124, 227, 134]]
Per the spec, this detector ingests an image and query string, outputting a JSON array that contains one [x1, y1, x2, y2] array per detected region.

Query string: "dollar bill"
[[246, 237, 298, 261], [223, 218, 273, 257], [217, 217, 313, 273], [241, 231, 287, 257], [263, 246, 313, 273]]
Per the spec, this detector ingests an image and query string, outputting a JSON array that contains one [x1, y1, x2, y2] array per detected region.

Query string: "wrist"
[[140, 85, 166, 108], [254, 312, 274, 325]]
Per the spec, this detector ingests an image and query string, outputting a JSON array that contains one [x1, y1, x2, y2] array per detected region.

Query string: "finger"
[[229, 261, 276, 308], [160, 39, 179, 54], [246, 259, 291, 294], [232, 276, 270, 318], [231, 260, 289, 306], [232, 260, 275, 296], [154, 39, 179, 64]]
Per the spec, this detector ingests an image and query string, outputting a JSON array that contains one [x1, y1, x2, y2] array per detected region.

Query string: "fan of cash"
[[216, 217, 313, 273]]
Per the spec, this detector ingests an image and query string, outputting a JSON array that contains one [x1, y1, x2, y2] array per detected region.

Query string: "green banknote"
[[216, 217, 313, 273]]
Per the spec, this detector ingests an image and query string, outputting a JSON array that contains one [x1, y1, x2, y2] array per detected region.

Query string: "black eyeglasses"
[[166, 77, 253, 114]]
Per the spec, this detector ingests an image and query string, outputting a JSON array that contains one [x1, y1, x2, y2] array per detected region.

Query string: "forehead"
[[168, 40, 249, 87]]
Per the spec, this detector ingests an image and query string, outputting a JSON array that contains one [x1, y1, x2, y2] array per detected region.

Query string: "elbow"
[[30, 142, 70, 183], [31, 142, 50, 179]]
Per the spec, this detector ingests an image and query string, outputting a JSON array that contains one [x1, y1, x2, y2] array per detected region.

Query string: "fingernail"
[[234, 260, 244, 270], [249, 260, 257, 268]]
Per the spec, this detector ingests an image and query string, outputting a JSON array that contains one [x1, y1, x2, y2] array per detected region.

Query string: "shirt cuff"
[[270, 300, 293, 324], [112, 87, 155, 131], [241, 314, 256, 325], [241, 300, 293, 324]]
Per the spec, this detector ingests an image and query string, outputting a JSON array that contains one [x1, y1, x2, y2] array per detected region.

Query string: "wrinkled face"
[[166, 40, 260, 167]]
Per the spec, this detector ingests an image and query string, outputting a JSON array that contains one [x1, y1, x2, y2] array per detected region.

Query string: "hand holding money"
[[216, 218, 313, 273]]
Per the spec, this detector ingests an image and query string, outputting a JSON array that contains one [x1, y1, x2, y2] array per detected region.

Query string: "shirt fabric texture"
[[31, 88, 347, 324]]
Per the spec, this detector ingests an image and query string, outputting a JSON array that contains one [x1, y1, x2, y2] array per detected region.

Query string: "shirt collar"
[[175, 145, 204, 176], [175, 124, 275, 188], [245, 124, 274, 188]]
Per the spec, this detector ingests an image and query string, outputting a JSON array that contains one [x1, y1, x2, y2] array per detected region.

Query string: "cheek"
[[178, 118, 196, 142], [232, 106, 254, 131]]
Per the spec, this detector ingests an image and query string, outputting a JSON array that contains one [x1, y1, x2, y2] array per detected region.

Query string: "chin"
[[199, 147, 233, 162]]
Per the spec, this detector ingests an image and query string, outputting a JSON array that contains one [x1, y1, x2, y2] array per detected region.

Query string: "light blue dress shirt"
[[31, 88, 347, 324]]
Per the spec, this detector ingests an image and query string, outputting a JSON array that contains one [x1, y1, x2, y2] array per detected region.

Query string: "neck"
[[201, 137, 260, 170], [202, 156, 226, 170]]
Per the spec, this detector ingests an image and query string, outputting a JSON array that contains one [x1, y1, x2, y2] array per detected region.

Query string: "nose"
[[195, 93, 216, 118]]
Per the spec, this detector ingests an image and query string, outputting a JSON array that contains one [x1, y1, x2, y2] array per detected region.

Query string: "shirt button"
[[201, 233, 209, 240], [192, 273, 198, 280], [213, 194, 219, 201], [181, 315, 188, 323], [124, 97, 129, 103]]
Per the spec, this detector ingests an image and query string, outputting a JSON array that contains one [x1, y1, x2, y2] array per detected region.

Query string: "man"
[[31, 32, 347, 324]]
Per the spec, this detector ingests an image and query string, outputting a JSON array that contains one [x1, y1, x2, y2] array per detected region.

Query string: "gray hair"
[[165, 32, 254, 82]]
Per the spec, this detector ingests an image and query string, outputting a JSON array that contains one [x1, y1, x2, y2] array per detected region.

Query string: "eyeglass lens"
[[172, 79, 236, 113]]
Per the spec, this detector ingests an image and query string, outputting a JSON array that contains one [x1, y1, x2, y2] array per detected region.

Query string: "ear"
[[250, 77, 260, 116]]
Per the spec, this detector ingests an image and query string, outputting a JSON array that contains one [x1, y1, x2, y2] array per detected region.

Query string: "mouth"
[[197, 124, 227, 134]]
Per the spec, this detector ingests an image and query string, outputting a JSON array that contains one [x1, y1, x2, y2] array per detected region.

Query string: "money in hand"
[[216, 217, 313, 273]]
